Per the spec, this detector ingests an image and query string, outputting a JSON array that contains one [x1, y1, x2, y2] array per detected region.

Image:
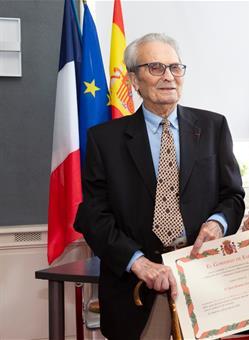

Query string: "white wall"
[[90, 0, 249, 141]]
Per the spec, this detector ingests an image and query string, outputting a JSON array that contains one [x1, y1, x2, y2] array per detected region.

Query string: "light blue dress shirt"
[[126, 105, 227, 271]]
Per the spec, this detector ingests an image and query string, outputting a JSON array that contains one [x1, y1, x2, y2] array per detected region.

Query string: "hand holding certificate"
[[163, 231, 249, 340]]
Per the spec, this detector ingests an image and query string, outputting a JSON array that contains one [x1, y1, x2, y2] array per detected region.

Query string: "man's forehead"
[[137, 41, 179, 62]]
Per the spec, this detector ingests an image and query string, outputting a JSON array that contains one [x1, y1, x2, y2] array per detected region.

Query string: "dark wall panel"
[[0, 0, 64, 225]]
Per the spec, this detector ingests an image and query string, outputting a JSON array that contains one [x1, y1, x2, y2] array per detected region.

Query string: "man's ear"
[[128, 72, 139, 92]]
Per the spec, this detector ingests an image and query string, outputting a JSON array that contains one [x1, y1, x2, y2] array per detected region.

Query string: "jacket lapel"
[[178, 105, 201, 195], [124, 105, 201, 199], [125, 107, 157, 200]]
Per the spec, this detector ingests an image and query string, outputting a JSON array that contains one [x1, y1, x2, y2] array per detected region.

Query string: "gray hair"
[[124, 33, 181, 72]]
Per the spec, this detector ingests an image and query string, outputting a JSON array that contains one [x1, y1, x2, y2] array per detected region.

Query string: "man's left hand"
[[190, 220, 223, 257]]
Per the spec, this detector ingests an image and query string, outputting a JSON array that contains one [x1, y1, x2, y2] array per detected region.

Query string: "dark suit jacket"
[[74, 105, 245, 340]]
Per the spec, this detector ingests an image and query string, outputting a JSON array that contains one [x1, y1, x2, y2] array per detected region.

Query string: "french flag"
[[47, 0, 82, 264]]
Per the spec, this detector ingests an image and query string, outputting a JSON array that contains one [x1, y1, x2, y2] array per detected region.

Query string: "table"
[[35, 257, 100, 340]]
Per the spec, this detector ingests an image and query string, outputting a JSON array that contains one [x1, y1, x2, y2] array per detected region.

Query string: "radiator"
[[0, 225, 90, 340]]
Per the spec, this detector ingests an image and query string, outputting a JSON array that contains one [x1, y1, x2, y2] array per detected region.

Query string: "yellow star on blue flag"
[[84, 79, 100, 97], [107, 93, 111, 106]]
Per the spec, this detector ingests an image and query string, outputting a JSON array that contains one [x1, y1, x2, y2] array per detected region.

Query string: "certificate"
[[162, 231, 249, 339]]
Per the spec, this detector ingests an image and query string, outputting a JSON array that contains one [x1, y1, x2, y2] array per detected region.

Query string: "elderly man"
[[74, 33, 245, 340]]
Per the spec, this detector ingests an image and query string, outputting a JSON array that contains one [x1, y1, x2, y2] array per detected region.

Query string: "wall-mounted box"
[[0, 17, 22, 77]]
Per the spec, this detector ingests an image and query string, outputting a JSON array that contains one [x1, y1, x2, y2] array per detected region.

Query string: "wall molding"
[[0, 224, 84, 250]]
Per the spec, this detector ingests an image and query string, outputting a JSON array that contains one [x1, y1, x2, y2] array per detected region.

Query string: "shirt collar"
[[142, 104, 179, 134]]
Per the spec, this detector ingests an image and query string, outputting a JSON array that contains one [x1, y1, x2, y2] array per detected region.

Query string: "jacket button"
[[154, 250, 160, 254]]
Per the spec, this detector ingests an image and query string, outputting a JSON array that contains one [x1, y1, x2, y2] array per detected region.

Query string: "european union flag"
[[79, 4, 111, 164]]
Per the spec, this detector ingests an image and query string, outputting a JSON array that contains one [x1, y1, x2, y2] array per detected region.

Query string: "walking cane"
[[133, 280, 183, 340]]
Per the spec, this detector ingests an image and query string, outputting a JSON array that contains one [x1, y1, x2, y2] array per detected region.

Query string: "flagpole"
[[77, 0, 109, 323], [79, 0, 85, 31]]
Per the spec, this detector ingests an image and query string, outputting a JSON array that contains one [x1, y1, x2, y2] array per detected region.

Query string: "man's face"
[[130, 41, 184, 114]]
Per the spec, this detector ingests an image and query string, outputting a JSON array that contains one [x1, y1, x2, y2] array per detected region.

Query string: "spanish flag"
[[110, 0, 134, 118]]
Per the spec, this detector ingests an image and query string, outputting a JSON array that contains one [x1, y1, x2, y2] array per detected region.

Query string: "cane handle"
[[133, 280, 144, 306]]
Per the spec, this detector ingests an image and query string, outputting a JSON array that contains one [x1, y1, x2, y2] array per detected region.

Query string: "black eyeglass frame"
[[133, 62, 187, 77]]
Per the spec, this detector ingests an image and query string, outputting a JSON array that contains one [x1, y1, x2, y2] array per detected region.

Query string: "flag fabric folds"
[[110, 0, 134, 119], [79, 3, 111, 163], [48, 0, 111, 264], [47, 0, 83, 264]]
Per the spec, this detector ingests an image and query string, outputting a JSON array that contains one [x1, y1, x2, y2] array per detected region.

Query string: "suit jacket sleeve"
[[74, 129, 142, 277], [214, 116, 245, 234]]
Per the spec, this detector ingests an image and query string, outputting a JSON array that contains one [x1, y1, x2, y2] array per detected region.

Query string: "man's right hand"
[[130, 256, 177, 299]]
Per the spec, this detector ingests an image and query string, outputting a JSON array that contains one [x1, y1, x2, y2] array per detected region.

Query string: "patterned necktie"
[[152, 118, 184, 246]]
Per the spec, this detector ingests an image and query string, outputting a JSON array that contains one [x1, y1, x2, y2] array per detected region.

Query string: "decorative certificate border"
[[176, 239, 249, 339]]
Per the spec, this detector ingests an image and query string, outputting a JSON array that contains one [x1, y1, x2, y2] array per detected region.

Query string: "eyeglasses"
[[134, 62, 186, 77]]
